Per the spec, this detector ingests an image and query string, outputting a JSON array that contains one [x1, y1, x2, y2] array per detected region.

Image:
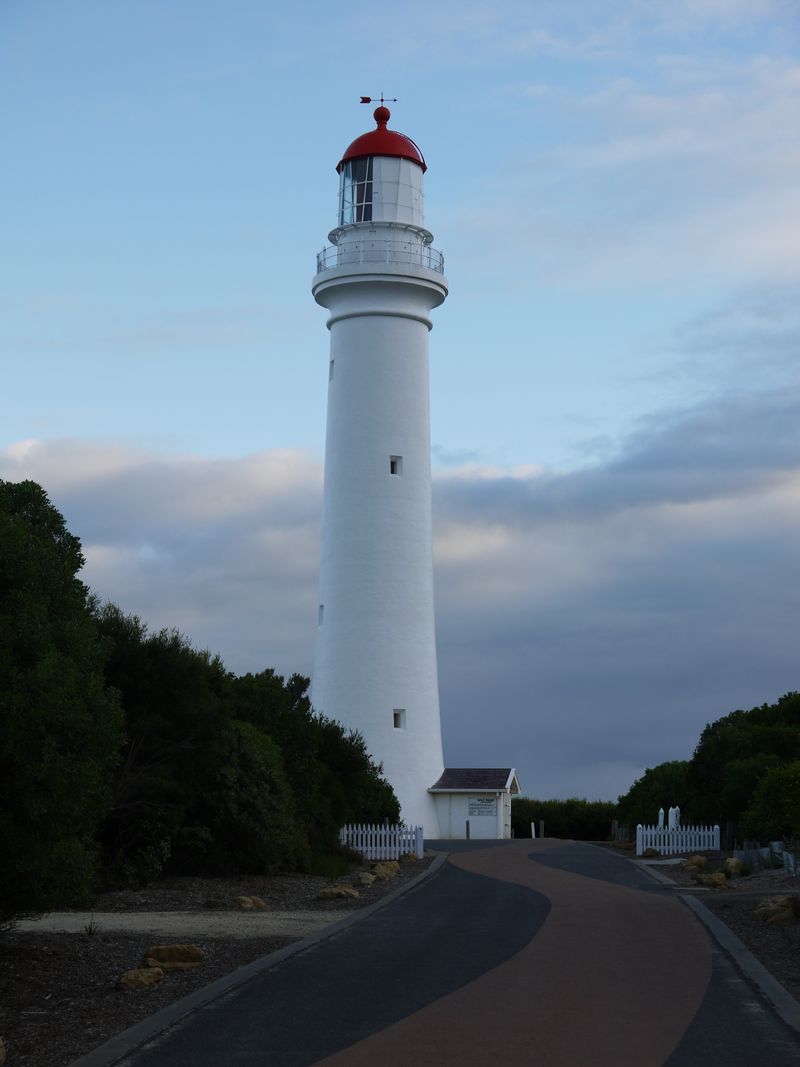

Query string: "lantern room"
[[336, 107, 425, 228]]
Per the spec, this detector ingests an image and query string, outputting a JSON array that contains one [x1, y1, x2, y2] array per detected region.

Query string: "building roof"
[[337, 106, 427, 174], [429, 768, 521, 793]]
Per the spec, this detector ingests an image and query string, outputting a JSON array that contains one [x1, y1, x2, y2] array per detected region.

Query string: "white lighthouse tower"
[[311, 105, 447, 834]]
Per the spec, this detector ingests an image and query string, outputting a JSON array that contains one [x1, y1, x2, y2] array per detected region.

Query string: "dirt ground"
[[0, 858, 431, 1067]]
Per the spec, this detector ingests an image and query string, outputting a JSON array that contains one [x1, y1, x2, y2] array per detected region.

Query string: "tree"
[[231, 671, 399, 857], [742, 762, 800, 843], [511, 797, 616, 840], [0, 481, 124, 922], [685, 693, 800, 827], [95, 603, 235, 884], [615, 761, 690, 828]]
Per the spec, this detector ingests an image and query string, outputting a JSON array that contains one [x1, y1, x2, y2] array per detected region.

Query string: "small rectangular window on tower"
[[329, 360, 334, 381], [393, 708, 406, 729], [318, 604, 324, 625], [389, 455, 403, 476]]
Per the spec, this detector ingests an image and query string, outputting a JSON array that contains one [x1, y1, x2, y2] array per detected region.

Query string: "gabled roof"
[[429, 768, 521, 793]]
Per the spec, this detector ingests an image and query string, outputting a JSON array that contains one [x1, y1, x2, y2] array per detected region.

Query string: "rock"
[[356, 871, 376, 887], [143, 957, 201, 973], [767, 908, 795, 924], [145, 944, 205, 964], [682, 854, 707, 871], [642, 847, 660, 858], [372, 861, 400, 881], [723, 857, 745, 877], [398, 852, 419, 864], [0, 1036, 6, 1065], [693, 872, 727, 888], [755, 896, 800, 923], [118, 967, 164, 990], [318, 884, 360, 900], [234, 895, 267, 910]]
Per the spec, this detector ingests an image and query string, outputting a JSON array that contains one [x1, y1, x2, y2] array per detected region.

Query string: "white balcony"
[[316, 239, 445, 275]]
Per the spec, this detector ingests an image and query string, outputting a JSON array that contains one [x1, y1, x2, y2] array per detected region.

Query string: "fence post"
[[636, 824, 643, 856]]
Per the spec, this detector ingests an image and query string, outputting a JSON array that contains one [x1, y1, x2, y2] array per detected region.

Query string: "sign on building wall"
[[468, 797, 497, 817]]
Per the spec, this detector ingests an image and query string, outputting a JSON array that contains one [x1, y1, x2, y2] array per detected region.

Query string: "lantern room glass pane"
[[339, 158, 373, 224]]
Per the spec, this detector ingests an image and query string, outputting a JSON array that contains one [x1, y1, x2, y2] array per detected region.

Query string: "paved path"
[[102, 840, 800, 1066]]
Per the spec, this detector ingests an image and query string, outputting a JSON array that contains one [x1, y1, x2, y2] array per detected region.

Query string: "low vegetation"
[[0, 480, 399, 926], [511, 797, 615, 840], [615, 693, 800, 845]]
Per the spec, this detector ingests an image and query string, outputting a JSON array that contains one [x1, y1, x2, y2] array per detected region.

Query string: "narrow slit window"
[[389, 455, 403, 476], [393, 709, 406, 729], [318, 604, 324, 625], [329, 359, 334, 381]]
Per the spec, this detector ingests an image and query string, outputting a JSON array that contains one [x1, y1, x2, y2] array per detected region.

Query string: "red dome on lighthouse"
[[337, 107, 427, 173]]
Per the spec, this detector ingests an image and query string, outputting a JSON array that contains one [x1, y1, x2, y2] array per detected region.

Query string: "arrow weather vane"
[[360, 93, 397, 105]]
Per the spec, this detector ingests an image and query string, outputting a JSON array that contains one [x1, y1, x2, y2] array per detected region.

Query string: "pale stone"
[[767, 908, 795, 925], [755, 895, 800, 922], [723, 857, 744, 877], [119, 967, 164, 990], [143, 957, 201, 973], [145, 944, 204, 964], [247, 896, 269, 911], [682, 855, 707, 871], [318, 885, 359, 900], [693, 872, 727, 888], [398, 852, 419, 864], [372, 861, 400, 881], [234, 896, 255, 910], [356, 872, 377, 887]]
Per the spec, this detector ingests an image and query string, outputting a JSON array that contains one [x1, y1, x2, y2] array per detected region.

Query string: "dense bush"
[[0, 481, 124, 921], [511, 797, 616, 840], [685, 693, 800, 829], [741, 761, 800, 843], [2, 479, 402, 901], [615, 760, 689, 828]]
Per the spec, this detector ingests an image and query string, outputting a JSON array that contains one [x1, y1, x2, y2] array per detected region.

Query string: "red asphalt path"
[[319, 840, 712, 1066]]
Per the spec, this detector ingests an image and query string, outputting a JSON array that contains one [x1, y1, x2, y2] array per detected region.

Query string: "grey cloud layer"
[[2, 386, 797, 800]]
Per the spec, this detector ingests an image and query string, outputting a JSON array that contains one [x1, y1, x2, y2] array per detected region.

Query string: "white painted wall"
[[431, 793, 514, 840], [311, 154, 448, 835]]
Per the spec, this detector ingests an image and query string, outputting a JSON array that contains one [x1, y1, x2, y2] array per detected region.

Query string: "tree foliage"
[[685, 692, 800, 829], [0, 481, 124, 921], [97, 611, 399, 884], [511, 797, 615, 840], [615, 761, 689, 828], [741, 762, 800, 844]]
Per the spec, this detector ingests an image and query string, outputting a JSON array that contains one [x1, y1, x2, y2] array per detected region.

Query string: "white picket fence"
[[340, 823, 424, 860], [636, 823, 720, 856]]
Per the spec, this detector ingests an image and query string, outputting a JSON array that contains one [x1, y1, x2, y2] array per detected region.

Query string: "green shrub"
[[511, 797, 616, 840]]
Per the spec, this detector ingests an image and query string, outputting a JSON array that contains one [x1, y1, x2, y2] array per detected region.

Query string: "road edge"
[[66, 851, 449, 1067], [627, 852, 800, 1034], [677, 892, 800, 1034]]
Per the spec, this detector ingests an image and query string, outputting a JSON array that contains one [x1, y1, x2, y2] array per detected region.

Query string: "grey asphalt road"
[[109, 840, 800, 1066]]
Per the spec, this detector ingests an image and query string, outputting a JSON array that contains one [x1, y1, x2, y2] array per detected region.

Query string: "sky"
[[2, 0, 799, 805]]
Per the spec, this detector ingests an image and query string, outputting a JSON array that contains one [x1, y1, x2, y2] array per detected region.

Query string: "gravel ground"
[[638, 855, 800, 1002], [0, 857, 431, 1067]]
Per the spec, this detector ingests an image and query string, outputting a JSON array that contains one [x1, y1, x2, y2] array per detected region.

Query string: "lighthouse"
[[311, 105, 447, 833]]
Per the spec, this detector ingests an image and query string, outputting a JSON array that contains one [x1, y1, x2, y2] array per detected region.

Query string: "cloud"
[[2, 387, 798, 801], [0, 439, 322, 675]]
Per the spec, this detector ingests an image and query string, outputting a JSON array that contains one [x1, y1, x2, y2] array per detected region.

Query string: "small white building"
[[429, 768, 521, 840]]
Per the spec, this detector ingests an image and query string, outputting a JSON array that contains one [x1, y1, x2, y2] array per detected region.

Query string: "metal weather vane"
[[360, 94, 398, 105]]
